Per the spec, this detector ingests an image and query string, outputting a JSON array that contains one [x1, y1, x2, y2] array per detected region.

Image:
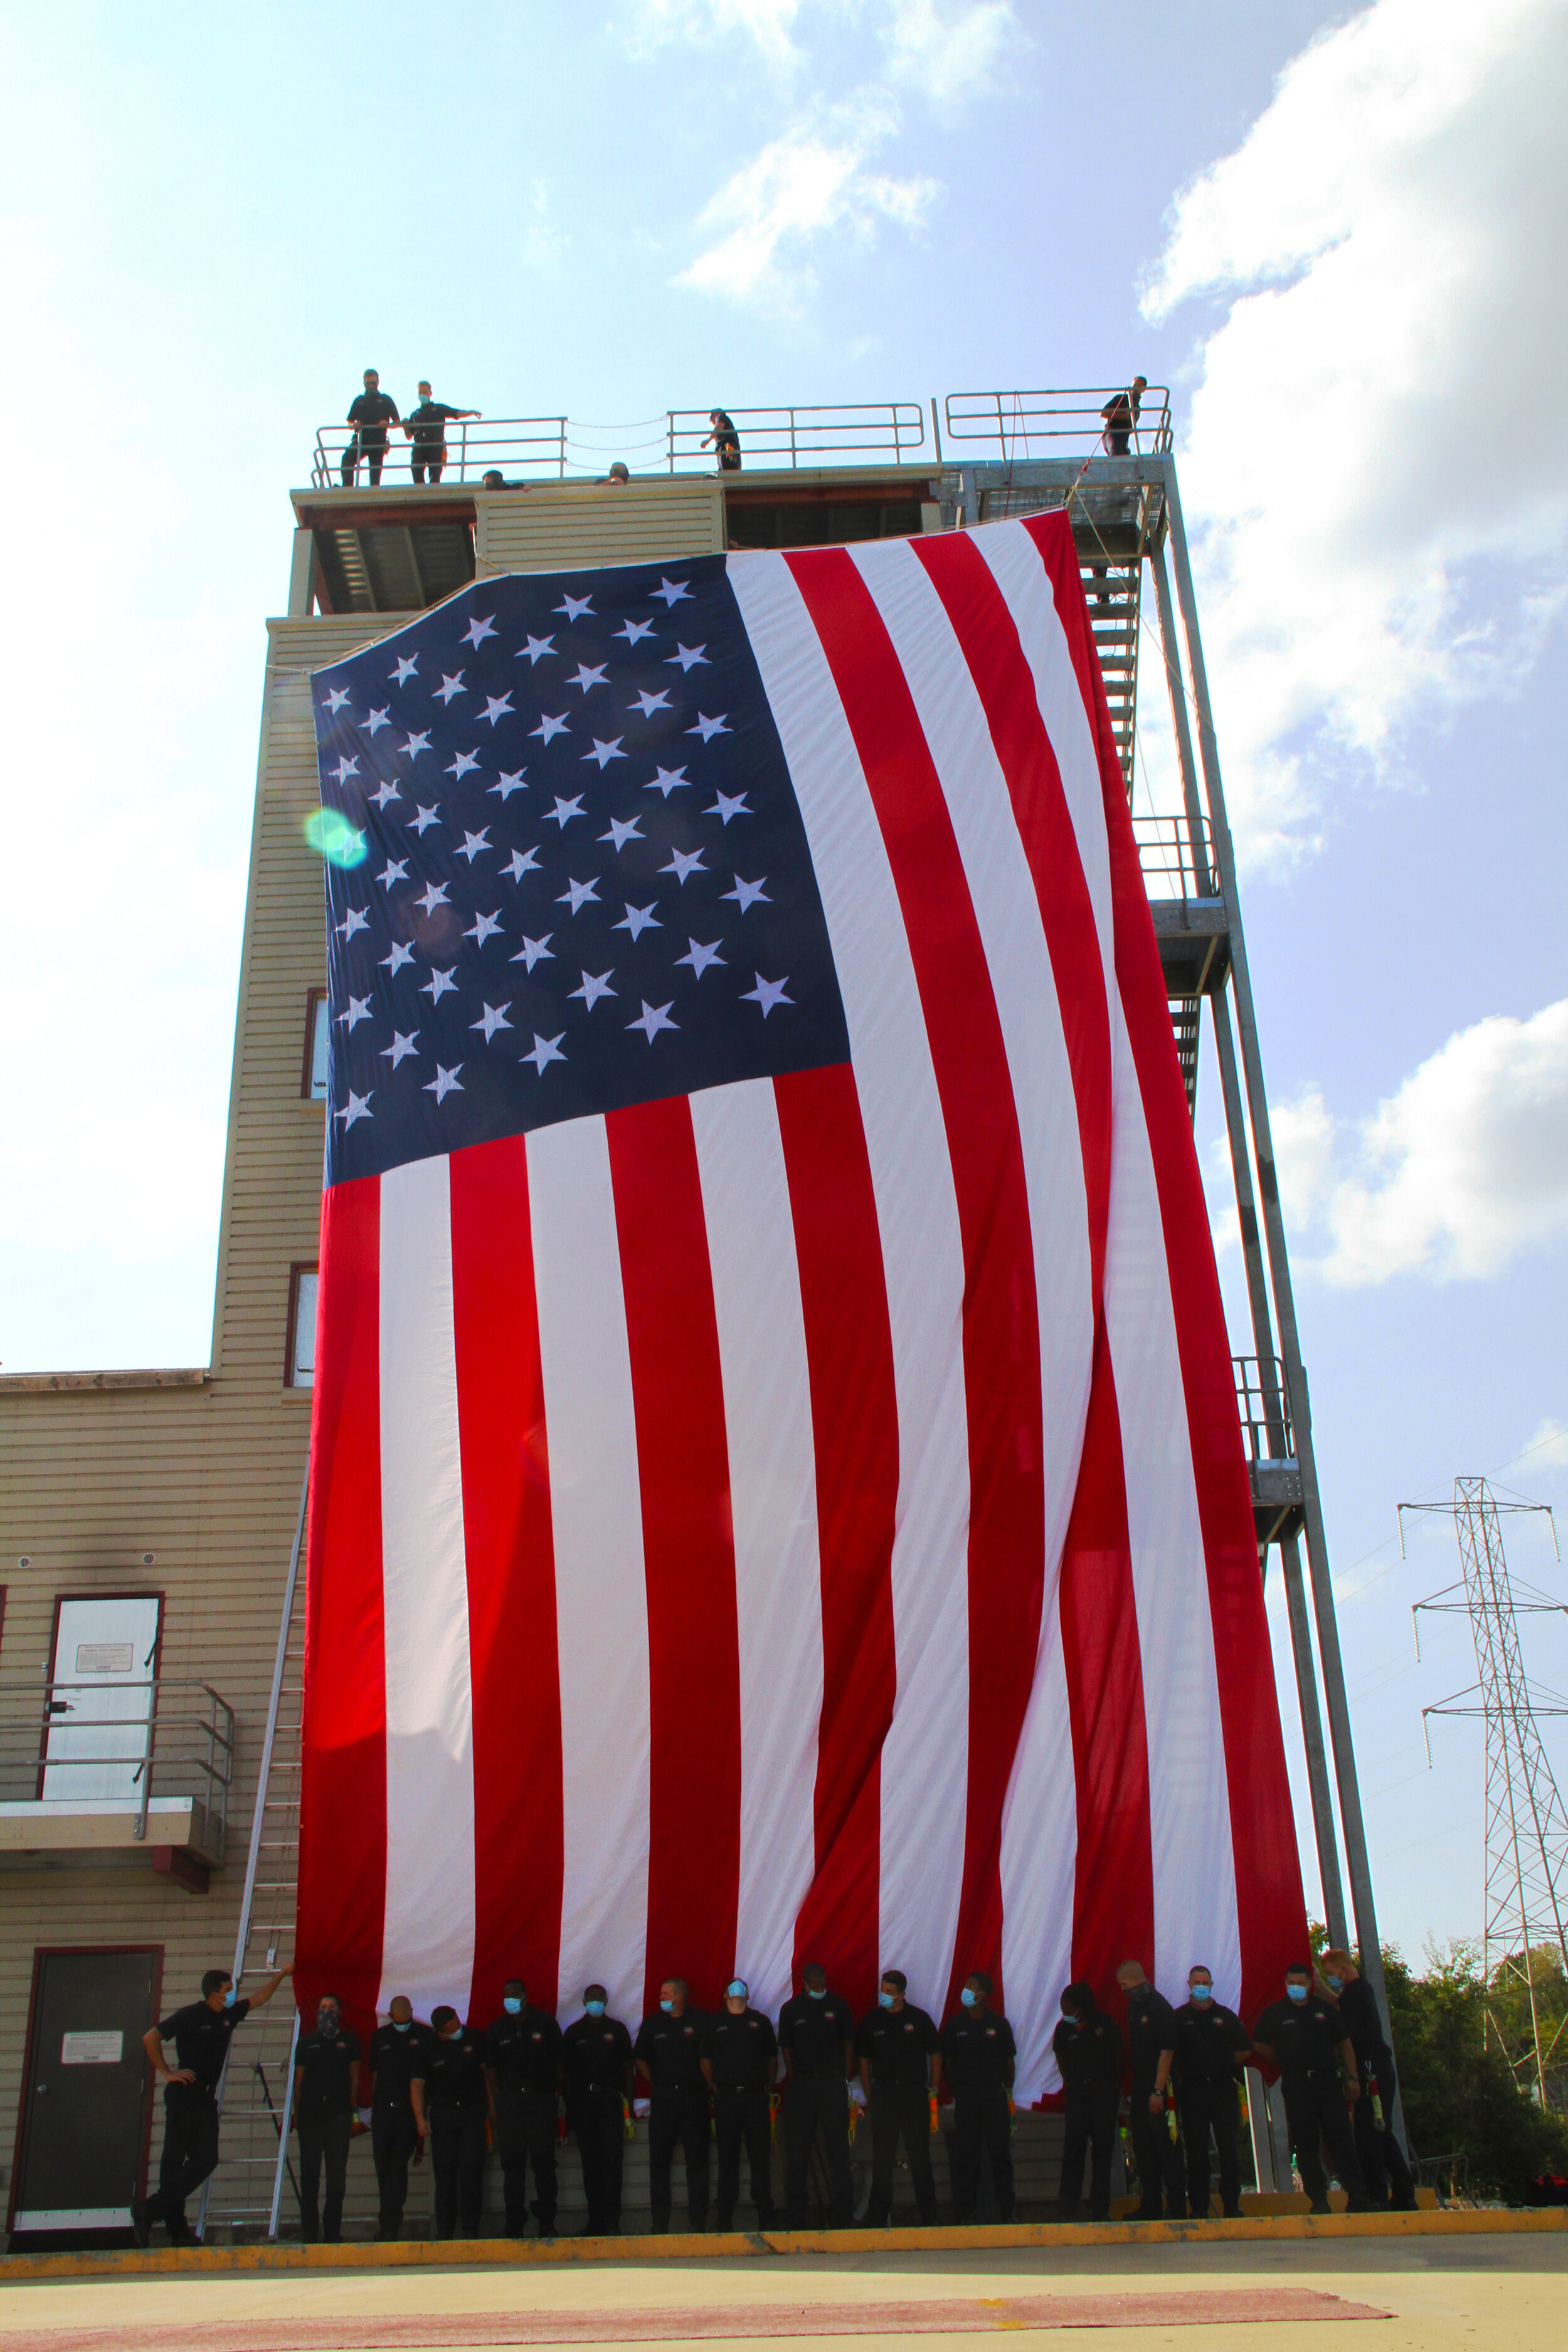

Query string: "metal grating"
[[1168, 997, 1200, 1118]]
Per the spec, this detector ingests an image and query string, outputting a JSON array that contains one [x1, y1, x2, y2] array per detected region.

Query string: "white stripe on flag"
[[999, 1623, 1079, 2101], [526, 1115, 651, 2029], [728, 549, 971, 2015], [689, 1078, 824, 2024], [377, 1153, 476, 2021]]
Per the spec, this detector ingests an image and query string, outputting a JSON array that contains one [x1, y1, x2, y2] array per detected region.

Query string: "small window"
[[286, 1264, 319, 1389], [303, 988, 330, 1101]]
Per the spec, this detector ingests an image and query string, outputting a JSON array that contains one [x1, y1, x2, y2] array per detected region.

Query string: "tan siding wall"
[[474, 481, 724, 573]]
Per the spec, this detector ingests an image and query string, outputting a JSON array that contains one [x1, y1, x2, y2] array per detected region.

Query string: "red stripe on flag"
[[606, 1094, 743, 2014], [1030, 516, 1308, 2011], [774, 1063, 899, 2016], [450, 1136, 565, 2020], [784, 548, 1046, 2015], [1059, 1326, 1155, 2005], [299, 1173, 387, 2041]]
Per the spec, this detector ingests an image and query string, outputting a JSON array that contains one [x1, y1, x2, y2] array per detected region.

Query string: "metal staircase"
[[196, 1483, 307, 2238]]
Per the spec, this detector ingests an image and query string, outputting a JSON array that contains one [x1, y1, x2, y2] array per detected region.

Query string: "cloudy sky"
[[3, 0, 1565, 1964]]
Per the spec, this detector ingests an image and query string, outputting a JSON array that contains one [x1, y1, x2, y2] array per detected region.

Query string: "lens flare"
[[305, 810, 368, 868]]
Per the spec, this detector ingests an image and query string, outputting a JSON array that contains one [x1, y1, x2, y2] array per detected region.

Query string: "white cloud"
[[624, 0, 803, 68], [1520, 1416, 1568, 1470], [882, 1, 1022, 109], [1237, 999, 1568, 1285], [676, 90, 939, 307], [1143, 0, 1568, 868]]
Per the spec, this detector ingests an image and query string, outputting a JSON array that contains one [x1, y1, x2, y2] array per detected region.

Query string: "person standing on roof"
[[1100, 378, 1147, 456], [342, 369, 400, 487], [404, 381, 481, 485], [702, 410, 741, 472]]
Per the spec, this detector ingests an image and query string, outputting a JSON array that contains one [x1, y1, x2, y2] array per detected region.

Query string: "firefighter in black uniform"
[[776, 1963, 856, 2228], [1170, 1965, 1250, 2218], [856, 1969, 941, 2228], [704, 1978, 778, 2231], [1321, 1949, 1417, 2210], [415, 2005, 491, 2238], [130, 1963, 291, 2244], [342, 369, 400, 485], [403, 380, 481, 485], [941, 1971, 1016, 2223], [564, 1984, 634, 2235], [1253, 1966, 1374, 2214], [484, 1978, 563, 2237], [634, 1978, 711, 2233], [1115, 1960, 1187, 2219], [292, 1993, 361, 2243], [366, 1994, 433, 2240], [1052, 1983, 1122, 2222]]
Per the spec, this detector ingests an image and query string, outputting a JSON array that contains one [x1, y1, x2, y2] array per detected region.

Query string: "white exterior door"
[[43, 1596, 162, 1803]]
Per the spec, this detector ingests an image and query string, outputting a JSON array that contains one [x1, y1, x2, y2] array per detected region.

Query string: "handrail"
[[1131, 812, 1217, 901], [1, 1675, 235, 1848], [664, 403, 926, 472], [312, 416, 568, 489], [944, 386, 1173, 458], [1233, 1355, 1295, 1463]]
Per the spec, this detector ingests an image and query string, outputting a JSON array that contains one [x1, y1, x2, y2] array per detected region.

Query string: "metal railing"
[[1234, 1356, 1295, 1463], [664, 403, 926, 470], [0, 1676, 235, 1857], [945, 386, 1172, 459], [1132, 812, 1216, 900], [313, 416, 568, 489]]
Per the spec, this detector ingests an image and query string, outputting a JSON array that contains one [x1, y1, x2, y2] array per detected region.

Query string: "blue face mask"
[[961, 1987, 979, 2008], [1324, 1974, 1343, 1992], [727, 1982, 748, 2001], [223, 1989, 238, 2008], [807, 1986, 826, 2000], [585, 2000, 606, 2018], [878, 1990, 895, 2009], [1286, 1983, 1308, 2003], [1190, 1984, 1212, 2003], [660, 1998, 675, 2015], [393, 2020, 411, 2033], [503, 1996, 523, 2014]]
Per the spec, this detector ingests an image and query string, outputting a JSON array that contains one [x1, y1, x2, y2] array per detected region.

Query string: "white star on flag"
[[666, 644, 707, 673], [519, 635, 556, 665], [567, 663, 608, 694], [645, 766, 689, 798], [630, 690, 670, 718], [546, 795, 586, 827], [424, 1064, 464, 1101], [614, 903, 660, 940], [511, 935, 554, 970], [689, 712, 729, 742], [375, 858, 408, 890], [331, 756, 359, 785], [435, 673, 467, 705], [599, 815, 643, 851], [380, 941, 416, 974], [706, 792, 750, 825], [661, 847, 706, 883], [554, 593, 594, 622], [464, 909, 503, 946], [462, 615, 498, 648], [324, 687, 351, 714], [391, 655, 418, 685], [400, 731, 432, 760], [651, 578, 691, 607], [471, 1002, 512, 1041], [489, 770, 527, 801], [421, 968, 459, 1003], [675, 938, 725, 976], [570, 970, 617, 1009], [340, 993, 372, 1029], [558, 877, 600, 913], [336, 907, 369, 940], [416, 882, 450, 916], [480, 694, 514, 726], [446, 750, 481, 780], [532, 712, 570, 744], [628, 999, 677, 1041], [381, 1030, 420, 1067], [526, 1032, 567, 1074], [455, 829, 492, 862], [410, 804, 442, 835], [336, 1088, 373, 1126], [364, 706, 391, 736], [742, 973, 793, 1017], [583, 738, 626, 770], [371, 780, 402, 810], [614, 617, 656, 645], [505, 847, 542, 881], [723, 874, 770, 911]]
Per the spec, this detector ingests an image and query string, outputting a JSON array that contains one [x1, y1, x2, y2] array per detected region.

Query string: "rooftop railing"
[[1132, 812, 1216, 901], [1234, 1355, 1295, 1463], [944, 386, 1172, 460], [0, 1675, 235, 1857]]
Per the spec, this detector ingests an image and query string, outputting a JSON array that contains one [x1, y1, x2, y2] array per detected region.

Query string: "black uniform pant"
[[430, 2104, 487, 2237], [1179, 2075, 1241, 2218], [411, 450, 444, 483], [1281, 2070, 1372, 2210], [648, 2085, 709, 2232], [1353, 2060, 1417, 2208], [297, 2108, 351, 2242], [371, 2109, 418, 2236], [783, 2072, 853, 2228], [950, 2084, 1014, 2222], [571, 2085, 626, 2233], [1128, 2077, 1187, 2217], [1059, 2081, 1119, 2222], [342, 433, 388, 485], [142, 2084, 220, 2233], [714, 2082, 773, 2228], [494, 2089, 557, 2233], [867, 2080, 936, 2227]]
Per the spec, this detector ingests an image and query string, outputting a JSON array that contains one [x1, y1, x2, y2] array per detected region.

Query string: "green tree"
[[1381, 1941, 1568, 2203]]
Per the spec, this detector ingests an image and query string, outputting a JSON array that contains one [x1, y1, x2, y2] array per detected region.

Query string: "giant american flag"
[[299, 511, 1305, 2101]]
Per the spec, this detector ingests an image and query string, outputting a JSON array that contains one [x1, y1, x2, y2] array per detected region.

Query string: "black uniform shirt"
[[778, 1991, 854, 2077], [564, 2013, 633, 2096], [707, 2006, 777, 2089], [1172, 2000, 1250, 2082], [1123, 1985, 1180, 2082], [156, 1998, 252, 2092], [855, 2003, 940, 2087], [420, 2026, 487, 2109], [484, 2006, 563, 2097], [1052, 2010, 1123, 2092], [406, 399, 465, 448], [941, 2009, 1016, 2091], [368, 2021, 435, 2115], [1254, 1996, 1344, 2076], [1332, 1979, 1391, 2070], [294, 2026, 362, 2121], [346, 391, 400, 435], [633, 2009, 709, 2094]]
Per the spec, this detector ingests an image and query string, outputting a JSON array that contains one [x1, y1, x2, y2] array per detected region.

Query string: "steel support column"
[[1161, 462, 1392, 2045]]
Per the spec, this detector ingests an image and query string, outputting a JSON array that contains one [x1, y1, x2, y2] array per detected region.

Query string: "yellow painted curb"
[[1, 2206, 1564, 2281]]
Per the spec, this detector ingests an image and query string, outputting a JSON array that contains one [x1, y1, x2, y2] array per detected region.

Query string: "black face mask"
[[318, 2011, 339, 2037]]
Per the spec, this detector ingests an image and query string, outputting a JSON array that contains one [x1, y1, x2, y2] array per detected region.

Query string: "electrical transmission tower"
[[1401, 1478, 1568, 2102]]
